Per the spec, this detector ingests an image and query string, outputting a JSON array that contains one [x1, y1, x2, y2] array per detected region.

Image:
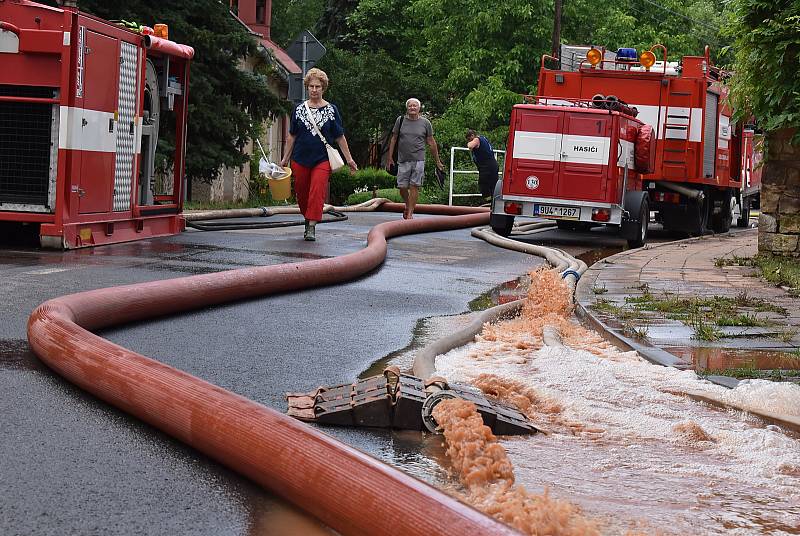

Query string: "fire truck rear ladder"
[[662, 80, 693, 175]]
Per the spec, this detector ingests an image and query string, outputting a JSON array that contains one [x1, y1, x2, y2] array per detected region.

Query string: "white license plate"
[[535, 204, 579, 220]]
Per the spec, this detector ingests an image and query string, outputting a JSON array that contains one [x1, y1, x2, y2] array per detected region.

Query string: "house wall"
[[189, 55, 287, 204]]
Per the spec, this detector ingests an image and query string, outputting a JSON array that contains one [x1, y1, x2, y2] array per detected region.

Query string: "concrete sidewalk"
[[575, 229, 800, 387]]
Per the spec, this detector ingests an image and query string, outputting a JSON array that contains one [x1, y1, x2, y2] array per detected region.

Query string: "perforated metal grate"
[[0, 92, 55, 207], [113, 42, 139, 212], [703, 92, 718, 178]]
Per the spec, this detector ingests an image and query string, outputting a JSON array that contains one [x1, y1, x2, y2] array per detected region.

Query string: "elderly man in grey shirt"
[[386, 98, 444, 219]]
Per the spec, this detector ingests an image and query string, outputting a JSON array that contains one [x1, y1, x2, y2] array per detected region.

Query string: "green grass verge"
[[753, 254, 800, 293], [593, 289, 789, 341]]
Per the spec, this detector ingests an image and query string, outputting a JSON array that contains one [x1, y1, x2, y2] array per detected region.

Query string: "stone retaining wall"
[[759, 128, 800, 257]]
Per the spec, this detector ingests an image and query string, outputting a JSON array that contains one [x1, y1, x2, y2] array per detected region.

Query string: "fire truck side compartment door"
[[509, 109, 562, 197], [78, 31, 119, 214], [558, 114, 610, 201]]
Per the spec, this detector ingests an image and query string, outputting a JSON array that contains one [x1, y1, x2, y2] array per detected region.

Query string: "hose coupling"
[[421, 390, 458, 433]]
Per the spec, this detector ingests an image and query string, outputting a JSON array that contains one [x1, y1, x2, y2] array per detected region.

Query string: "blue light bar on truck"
[[616, 48, 637, 61]]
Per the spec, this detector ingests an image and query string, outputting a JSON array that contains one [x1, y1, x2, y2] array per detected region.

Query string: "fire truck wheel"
[[736, 196, 751, 228], [711, 189, 733, 233], [690, 192, 710, 236], [625, 198, 649, 248], [490, 213, 515, 237]]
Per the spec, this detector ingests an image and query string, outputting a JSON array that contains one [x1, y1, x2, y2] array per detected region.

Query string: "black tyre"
[[737, 196, 751, 228], [626, 199, 649, 248], [660, 193, 708, 236], [490, 213, 514, 237], [692, 191, 710, 236], [711, 189, 733, 233]]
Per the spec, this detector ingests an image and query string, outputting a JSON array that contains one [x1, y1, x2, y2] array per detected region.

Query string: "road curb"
[[678, 389, 800, 434], [573, 302, 687, 368]]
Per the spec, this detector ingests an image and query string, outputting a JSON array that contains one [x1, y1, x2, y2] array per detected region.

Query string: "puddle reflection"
[[469, 276, 529, 311], [668, 346, 800, 376], [576, 247, 623, 267], [247, 499, 333, 536]]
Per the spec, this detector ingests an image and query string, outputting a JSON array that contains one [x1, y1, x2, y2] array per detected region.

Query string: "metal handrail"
[[448, 146, 505, 206]]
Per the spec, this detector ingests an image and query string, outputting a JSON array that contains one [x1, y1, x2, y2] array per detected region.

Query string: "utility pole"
[[301, 34, 308, 100], [551, 0, 562, 57]]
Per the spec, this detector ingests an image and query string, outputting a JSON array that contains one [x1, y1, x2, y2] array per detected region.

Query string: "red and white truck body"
[[740, 128, 763, 204], [504, 103, 645, 225], [491, 45, 761, 246], [0, 0, 193, 248]]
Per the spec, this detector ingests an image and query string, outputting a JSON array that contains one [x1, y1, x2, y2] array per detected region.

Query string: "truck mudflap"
[[490, 180, 515, 236], [286, 367, 538, 436]]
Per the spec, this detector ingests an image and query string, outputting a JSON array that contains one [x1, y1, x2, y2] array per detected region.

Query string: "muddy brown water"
[[576, 246, 624, 267], [433, 332, 800, 534], [431, 270, 800, 535], [469, 276, 529, 311]]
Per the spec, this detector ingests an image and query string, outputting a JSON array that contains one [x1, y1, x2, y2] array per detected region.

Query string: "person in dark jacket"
[[466, 129, 499, 199]]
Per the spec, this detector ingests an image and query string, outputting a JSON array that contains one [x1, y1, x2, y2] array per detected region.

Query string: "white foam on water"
[[721, 379, 800, 417], [435, 334, 800, 535]]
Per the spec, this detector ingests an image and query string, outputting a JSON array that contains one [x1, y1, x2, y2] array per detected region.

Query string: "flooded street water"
[[429, 270, 800, 535]]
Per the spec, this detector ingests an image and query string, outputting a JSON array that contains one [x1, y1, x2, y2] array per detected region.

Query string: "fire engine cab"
[[491, 44, 762, 247], [0, 0, 193, 248]]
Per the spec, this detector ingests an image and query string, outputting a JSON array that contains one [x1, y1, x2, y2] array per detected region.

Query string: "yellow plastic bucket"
[[267, 167, 292, 201]]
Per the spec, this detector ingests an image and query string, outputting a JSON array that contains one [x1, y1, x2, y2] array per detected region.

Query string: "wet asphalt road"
[[1, 211, 544, 536], [0, 210, 695, 535]]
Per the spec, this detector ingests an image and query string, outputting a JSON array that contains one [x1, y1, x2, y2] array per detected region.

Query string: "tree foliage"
[[724, 0, 800, 135], [270, 0, 326, 47], [409, 0, 551, 97], [565, 0, 726, 61], [317, 48, 432, 162], [41, 0, 288, 182], [433, 76, 522, 157]]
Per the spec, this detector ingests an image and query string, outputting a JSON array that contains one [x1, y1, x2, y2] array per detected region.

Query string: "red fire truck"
[[491, 45, 762, 247], [0, 0, 193, 248]]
